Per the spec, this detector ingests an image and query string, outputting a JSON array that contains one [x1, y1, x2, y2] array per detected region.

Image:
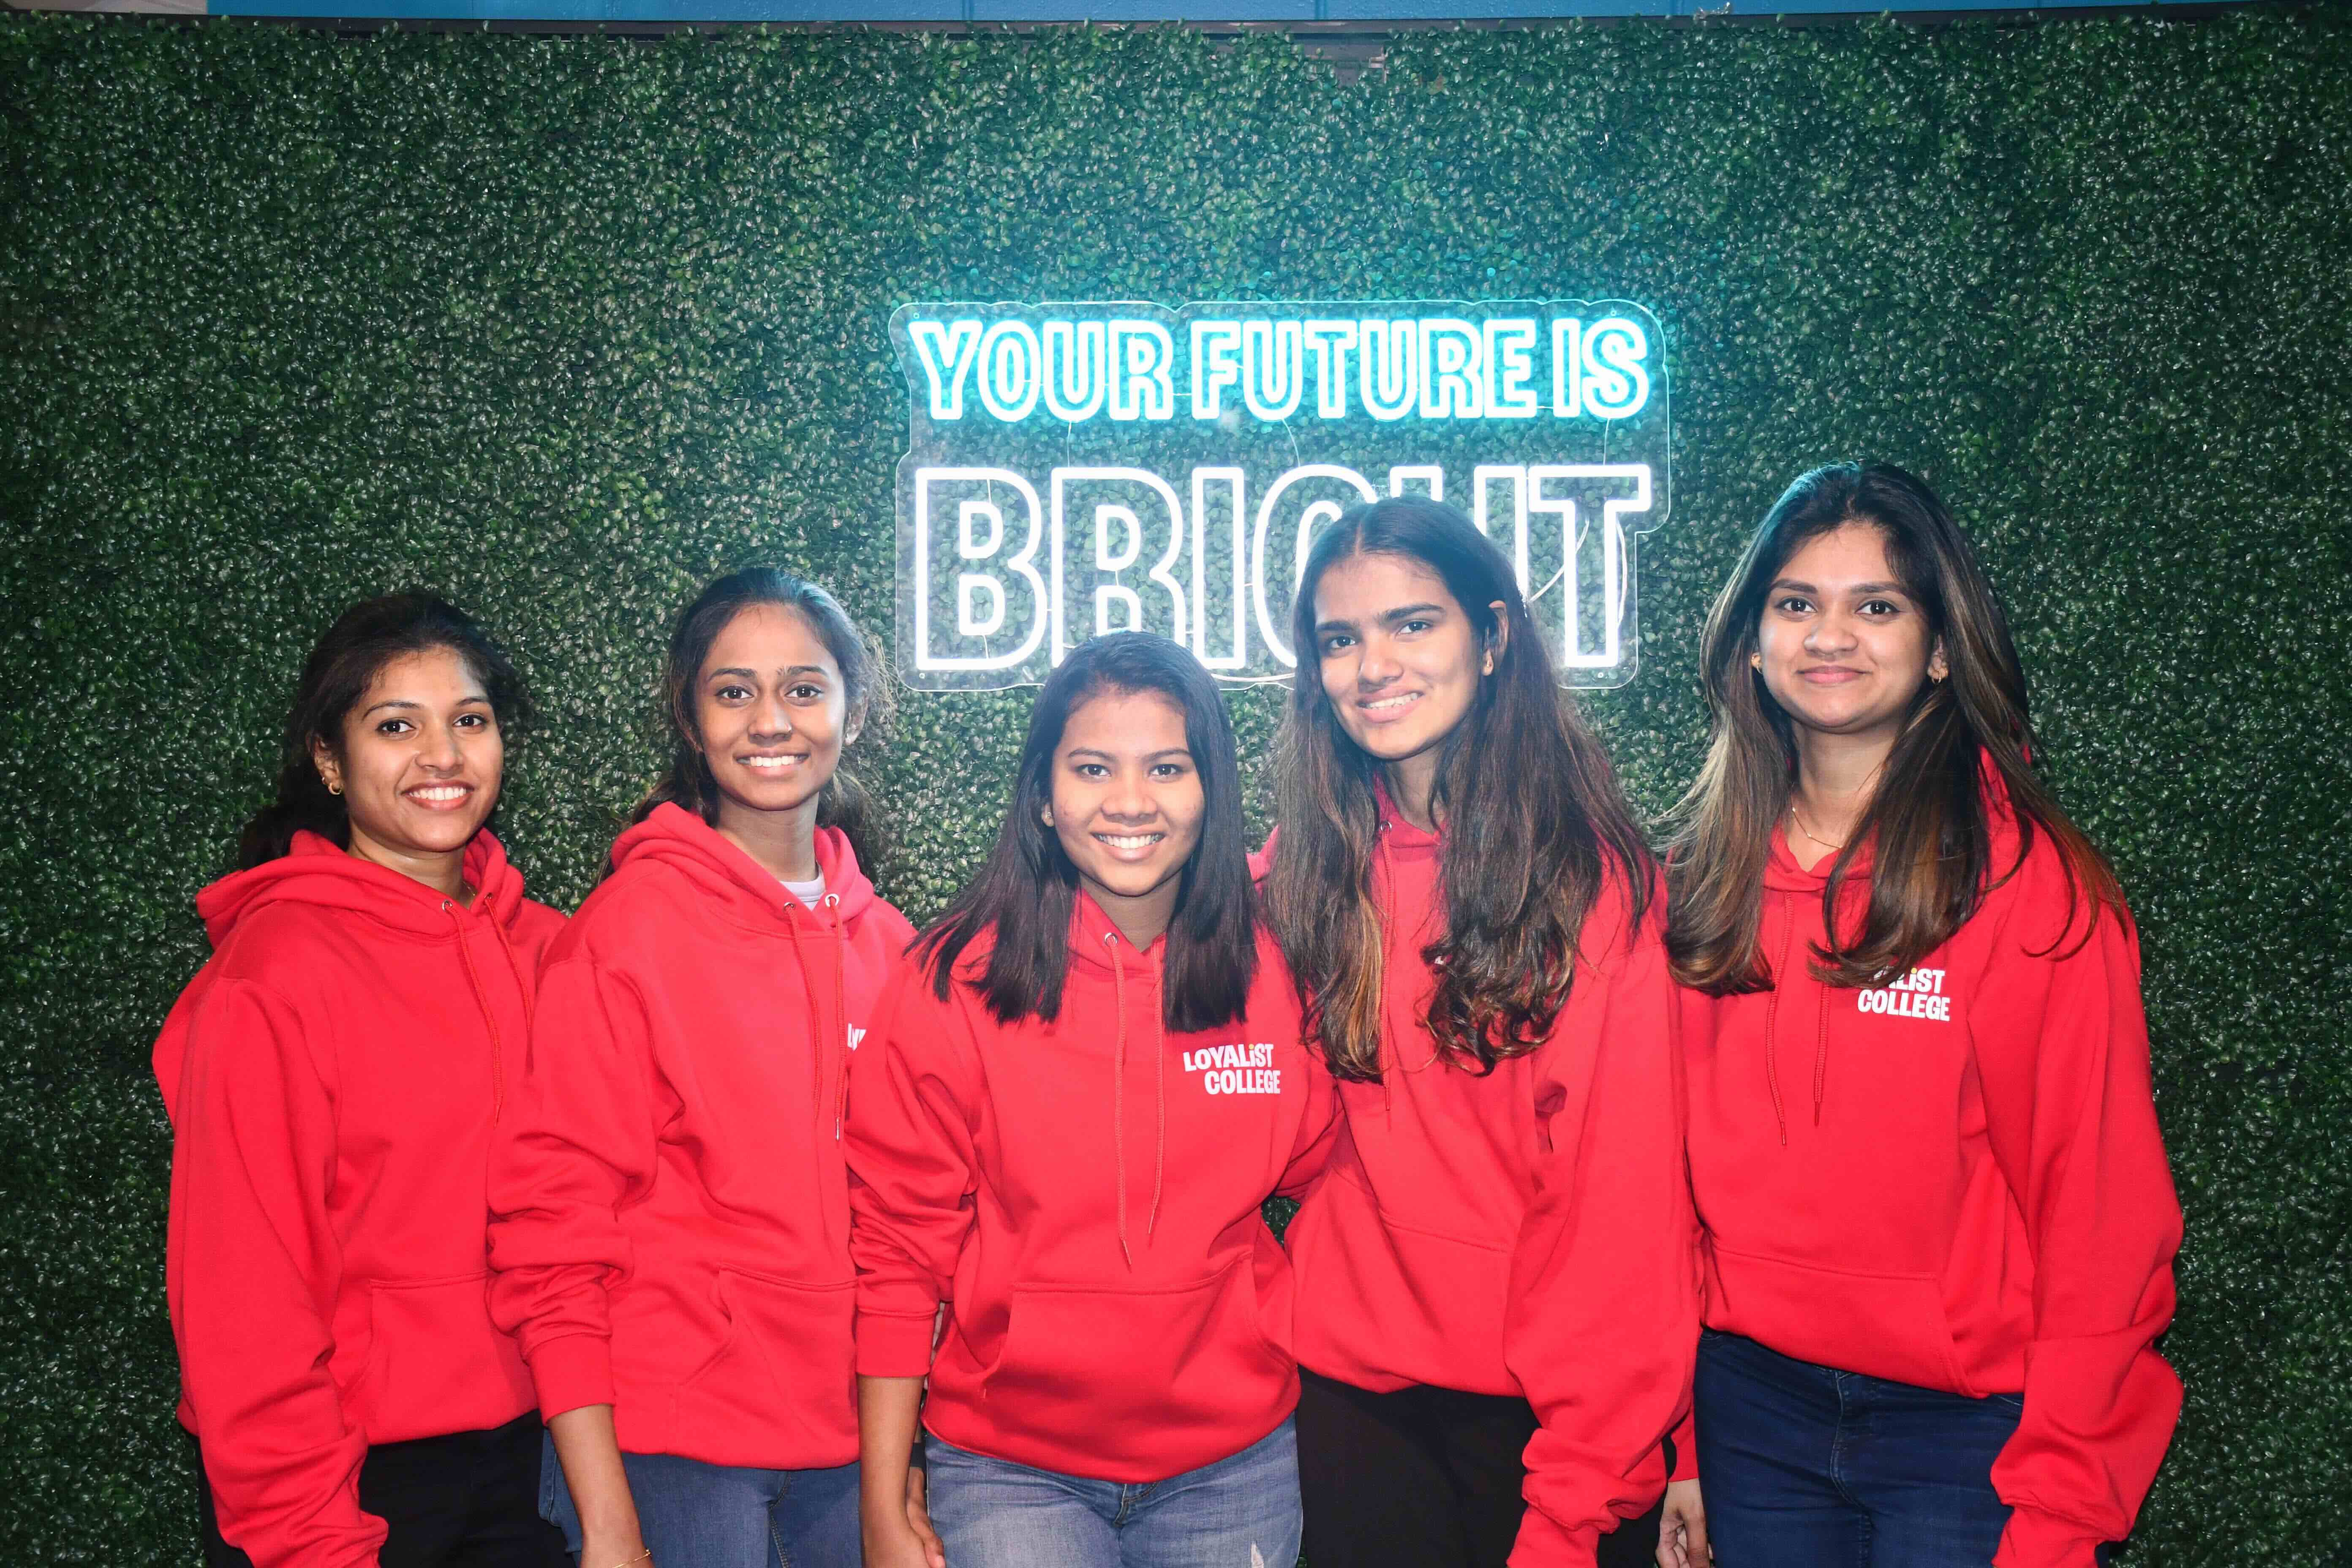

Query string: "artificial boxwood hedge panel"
[[3, 12, 2347, 1563]]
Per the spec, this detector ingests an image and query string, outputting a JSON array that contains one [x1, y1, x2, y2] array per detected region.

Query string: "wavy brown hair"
[[1263, 497, 1654, 1082], [1664, 461, 2124, 996]]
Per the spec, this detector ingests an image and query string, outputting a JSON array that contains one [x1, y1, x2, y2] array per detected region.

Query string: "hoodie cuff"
[[1993, 1508, 2104, 1568], [1506, 1502, 1599, 1568], [855, 1310, 939, 1378], [525, 1332, 617, 1420], [1668, 1409, 1698, 1481]]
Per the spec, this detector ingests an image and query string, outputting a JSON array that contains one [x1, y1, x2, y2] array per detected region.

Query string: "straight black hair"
[[916, 632, 1258, 1033], [633, 566, 892, 868], [238, 593, 531, 869]]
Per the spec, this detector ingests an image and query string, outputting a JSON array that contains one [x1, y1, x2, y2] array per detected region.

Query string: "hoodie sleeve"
[[163, 979, 386, 1568], [845, 964, 983, 1377], [485, 955, 666, 1420], [1505, 892, 1701, 1568], [1972, 863, 2183, 1568]]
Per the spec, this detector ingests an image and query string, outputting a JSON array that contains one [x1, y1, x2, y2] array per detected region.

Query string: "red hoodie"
[[153, 830, 565, 1568], [1267, 814, 1697, 1567], [485, 803, 912, 1470], [1683, 799, 2182, 1568], [846, 893, 1341, 1482]]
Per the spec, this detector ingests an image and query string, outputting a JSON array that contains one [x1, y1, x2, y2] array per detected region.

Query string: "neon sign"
[[891, 300, 1670, 691]]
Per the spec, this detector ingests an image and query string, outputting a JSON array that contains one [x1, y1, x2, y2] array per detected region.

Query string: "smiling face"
[[1756, 522, 1947, 743], [1048, 686, 1206, 942], [313, 647, 503, 881], [1311, 550, 1502, 817], [693, 602, 853, 822]]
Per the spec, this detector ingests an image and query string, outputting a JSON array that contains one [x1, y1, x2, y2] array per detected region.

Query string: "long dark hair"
[[238, 592, 531, 869], [632, 567, 892, 867], [916, 632, 1257, 1033], [1263, 497, 1654, 1081], [1664, 461, 2124, 995]]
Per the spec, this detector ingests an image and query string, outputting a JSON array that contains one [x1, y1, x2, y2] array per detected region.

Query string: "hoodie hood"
[[196, 828, 530, 948], [610, 802, 877, 929]]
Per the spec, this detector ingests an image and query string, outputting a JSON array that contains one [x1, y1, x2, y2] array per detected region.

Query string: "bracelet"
[[610, 1551, 652, 1568]]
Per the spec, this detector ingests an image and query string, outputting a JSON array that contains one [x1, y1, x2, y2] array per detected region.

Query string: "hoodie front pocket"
[[354, 1274, 533, 1442], [670, 1271, 857, 1460], [985, 1255, 1290, 1473], [1706, 1241, 1972, 1395]]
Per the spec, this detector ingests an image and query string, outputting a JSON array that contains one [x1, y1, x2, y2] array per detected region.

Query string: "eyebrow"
[[706, 665, 831, 681], [1315, 602, 1449, 634], [1066, 746, 1195, 762], [361, 694, 489, 718], [1770, 579, 1909, 596]]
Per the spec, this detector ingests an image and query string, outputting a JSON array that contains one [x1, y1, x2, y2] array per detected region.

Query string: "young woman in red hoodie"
[[1259, 496, 1693, 1568], [485, 569, 912, 1568], [848, 631, 1339, 1568], [1655, 462, 2182, 1568], [154, 593, 568, 1568]]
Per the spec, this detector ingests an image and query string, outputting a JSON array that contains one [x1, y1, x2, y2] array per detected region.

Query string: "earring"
[[327, 781, 343, 796]]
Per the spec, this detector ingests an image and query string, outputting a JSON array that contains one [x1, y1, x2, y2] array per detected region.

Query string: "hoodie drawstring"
[[1760, 901, 1797, 1148], [445, 901, 509, 1122], [1812, 978, 1831, 1128], [825, 894, 852, 1141], [781, 911, 826, 1136], [1102, 932, 1167, 1271]]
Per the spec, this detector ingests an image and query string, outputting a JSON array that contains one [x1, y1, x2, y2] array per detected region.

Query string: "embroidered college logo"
[[1181, 1043, 1282, 1095], [1857, 968, 1952, 1021], [847, 1025, 868, 1051]]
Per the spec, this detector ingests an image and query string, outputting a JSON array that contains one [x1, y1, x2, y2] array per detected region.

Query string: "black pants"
[[197, 1412, 568, 1568], [1297, 1368, 1667, 1568]]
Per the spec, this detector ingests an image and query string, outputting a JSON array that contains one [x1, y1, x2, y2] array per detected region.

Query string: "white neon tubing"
[[1529, 464, 1652, 667], [1580, 317, 1651, 419], [1042, 318, 1108, 423], [913, 467, 1047, 671], [1358, 318, 1417, 422], [1191, 466, 1248, 670], [1551, 317, 1582, 419], [1190, 320, 1243, 420], [1484, 318, 1539, 417], [1050, 466, 1189, 660], [1110, 319, 1176, 421], [1302, 319, 1358, 419], [1417, 318, 1484, 420], [1243, 319, 1305, 422], [1252, 464, 1377, 666], [978, 319, 1042, 422], [908, 318, 983, 421]]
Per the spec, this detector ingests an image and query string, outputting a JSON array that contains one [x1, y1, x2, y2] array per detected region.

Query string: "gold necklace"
[[1788, 801, 1847, 852]]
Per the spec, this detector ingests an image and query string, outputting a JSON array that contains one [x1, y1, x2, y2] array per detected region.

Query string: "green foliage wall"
[[3, 11, 2348, 1562]]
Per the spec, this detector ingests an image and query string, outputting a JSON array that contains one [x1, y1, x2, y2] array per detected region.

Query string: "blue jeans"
[[1694, 1329, 2034, 1568], [539, 1433, 859, 1568], [925, 1418, 1302, 1568]]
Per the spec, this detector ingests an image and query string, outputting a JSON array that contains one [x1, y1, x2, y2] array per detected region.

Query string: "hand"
[[905, 1465, 947, 1568], [864, 1512, 942, 1568], [1656, 1478, 1711, 1568]]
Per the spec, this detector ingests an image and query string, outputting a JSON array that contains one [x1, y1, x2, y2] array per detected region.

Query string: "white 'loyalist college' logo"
[[847, 1025, 868, 1051], [1857, 969, 1953, 1022], [890, 299, 1672, 693], [1183, 1043, 1282, 1096]]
